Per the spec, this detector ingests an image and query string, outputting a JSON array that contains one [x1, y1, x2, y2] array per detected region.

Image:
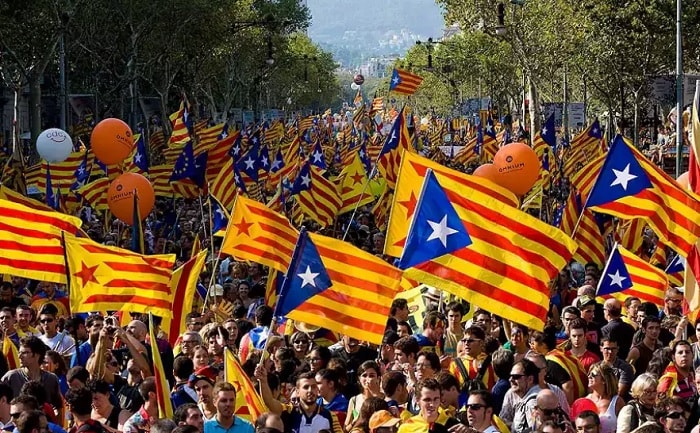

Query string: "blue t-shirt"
[[203, 417, 254, 433], [70, 341, 93, 368]]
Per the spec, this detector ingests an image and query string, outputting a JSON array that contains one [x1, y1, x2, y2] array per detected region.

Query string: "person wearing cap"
[[190, 366, 217, 420], [369, 410, 400, 433]]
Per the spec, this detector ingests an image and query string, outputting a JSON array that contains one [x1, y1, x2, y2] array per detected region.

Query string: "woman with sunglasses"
[[576, 363, 624, 433], [616, 373, 658, 433], [289, 331, 311, 362]]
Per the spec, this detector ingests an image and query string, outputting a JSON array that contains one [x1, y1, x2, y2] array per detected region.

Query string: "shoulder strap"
[[454, 357, 470, 386], [475, 355, 492, 381]]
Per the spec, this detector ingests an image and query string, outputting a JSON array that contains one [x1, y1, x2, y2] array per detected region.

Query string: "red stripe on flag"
[[83, 295, 172, 309], [103, 280, 171, 293]]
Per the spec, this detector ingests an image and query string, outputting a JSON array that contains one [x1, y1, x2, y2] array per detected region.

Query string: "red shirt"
[[566, 349, 600, 373]]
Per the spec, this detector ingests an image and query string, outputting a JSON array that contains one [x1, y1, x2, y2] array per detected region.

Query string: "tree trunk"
[[29, 74, 42, 153], [528, 77, 540, 142]]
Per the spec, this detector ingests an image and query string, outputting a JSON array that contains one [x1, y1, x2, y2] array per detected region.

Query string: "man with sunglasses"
[[655, 396, 689, 433], [465, 390, 499, 432], [37, 305, 75, 360], [447, 327, 496, 394], [500, 359, 540, 432]]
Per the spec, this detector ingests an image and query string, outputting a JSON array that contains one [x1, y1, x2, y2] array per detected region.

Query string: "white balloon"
[[37, 128, 73, 162]]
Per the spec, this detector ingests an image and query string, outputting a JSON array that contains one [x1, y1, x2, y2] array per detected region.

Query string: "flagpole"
[[342, 103, 408, 241], [596, 242, 618, 296], [203, 191, 238, 312]]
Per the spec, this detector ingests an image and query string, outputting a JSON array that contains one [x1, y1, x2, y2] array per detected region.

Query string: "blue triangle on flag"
[[666, 253, 685, 274], [586, 135, 653, 208], [597, 245, 633, 296], [275, 230, 332, 317], [398, 170, 472, 270]]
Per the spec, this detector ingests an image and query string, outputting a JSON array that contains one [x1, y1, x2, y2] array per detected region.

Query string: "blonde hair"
[[590, 362, 618, 397], [630, 373, 658, 400]]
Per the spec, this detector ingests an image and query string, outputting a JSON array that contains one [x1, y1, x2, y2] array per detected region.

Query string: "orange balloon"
[[107, 172, 155, 226], [677, 171, 689, 189], [493, 142, 540, 196], [91, 118, 134, 165], [472, 163, 500, 184]]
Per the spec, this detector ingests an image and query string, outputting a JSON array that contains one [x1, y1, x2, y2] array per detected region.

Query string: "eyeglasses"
[[182, 340, 197, 344], [665, 298, 682, 303], [666, 412, 685, 419], [10, 413, 21, 419], [466, 403, 486, 411], [510, 374, 525, 380], [588, 373, 600, 379], [415, 363, 432, 370], [39, 318, 54, 323], [293, 340, 309, 345], [537, 406, 561, 416]]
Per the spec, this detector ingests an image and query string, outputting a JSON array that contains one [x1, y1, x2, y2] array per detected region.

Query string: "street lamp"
[[495, 3, 507, 35], [266, 35, 274, 65], [415, 37, 437, 72]]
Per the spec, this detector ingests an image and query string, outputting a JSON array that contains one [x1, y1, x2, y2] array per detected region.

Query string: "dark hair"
[[394, 336, 420, 357], [254, 305, 273, 325], [568, 318, 588, 332], [390, 298, 408, 316], [67, 366, 90, 384], [435, 371, 459, 392], [465, 325, 486, 341], [88, 379, 112, 395], [65, 387, 93, 416], [515, 359, 539, 382], [0, 383, 13, 404], [139, 377, 157, 401], [561, 306, 581, 318], [469, 389, 494, 408], [64, 316, 85, 335], [446, 301, 466, 316], [422, 311, 445, 329], [382, 330, 400, 346], [296, 371, 317, 384], [654, 396, 691, 421], [15, 410, 46, 433], [173, 356, 195, 379], [19, 336, 47, 360], [45, 350, 68, 376], [382, 371, 407, 396], [205, 325, 229, 342], [172, 426, 199, 433], [19, 381, 47, 405], [576, 410, 601, 425], [352, 396, 388, 433], [173, 403, 199, 424], [315, 368, 341, 391], [396, 321, 413, 335], [492, 348, 515, 380], [414, 378, 441, 395], [9, 394, 38, 410], [417, 351, 441, 371], [642, 316, 662, 329], [38, 304, 58, 317], [86, 315, 104, 328], [151, 419, 176, 433]]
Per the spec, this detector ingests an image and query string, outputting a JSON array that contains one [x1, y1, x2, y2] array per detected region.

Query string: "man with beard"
[[465, 390, 499, 432], [203, 382, 253, 433], [256, 367, 340, 433], [658, 340, 697, 406]]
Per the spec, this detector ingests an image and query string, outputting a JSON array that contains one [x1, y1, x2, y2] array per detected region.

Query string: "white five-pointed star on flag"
[[607, 270, 627, 287], [300, 174, 311, 188], [542, 127, 548, 135], [297, 265, 319, 288], [271, 160, 281, 171], [426, 215, 458, 248], [610, 163, 637, 190], [392, 77, 400, 85], [244, 156, 256, 170]]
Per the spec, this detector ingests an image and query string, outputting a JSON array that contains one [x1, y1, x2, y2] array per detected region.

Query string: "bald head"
[[536, 389, 558, 411], [603, 299, 622, 318], [127, 320, 147, 340], [577, 285, 595, 297]]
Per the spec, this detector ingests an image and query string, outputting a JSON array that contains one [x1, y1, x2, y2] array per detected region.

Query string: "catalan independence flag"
[[148, 313, 174, 418], [558, 190, 607, 267], [597, 243, 667, 307], [389, 68, 423, 95], [225, 348, 267, 421], [563, 119, 604, 177], [0, 198, 82, 284], [377, 107, 413, 188], [75, 178, 110, 211], [162, 250, 207, 347], [291, 162, 341, 228], [2, 334, 19, 370], [586, 135, 700, 256], [684, 80, 700, 311], [385, 152, 518, 258], [220, 195, 298, 273], [390, 152, 577, 330], [65, 233, 176, 317], [286, 232, 403, 344]]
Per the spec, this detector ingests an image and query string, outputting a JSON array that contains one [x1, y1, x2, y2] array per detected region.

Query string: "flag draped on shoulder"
[[597, 243, 667, 307], [285, 233, 403, 344], [2, 334, 19, 370], [224, 348, 267, 421], [0, 198, 82, 283], [220, 196, 299, 273], [586, 135, 700, 256], [390, 152, 577, 330], [65, 233, 176, 317], [148, 314, 174, 419]]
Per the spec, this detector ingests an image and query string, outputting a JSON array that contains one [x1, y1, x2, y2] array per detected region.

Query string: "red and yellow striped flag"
[[162, 250, 207, 348], [391, 152, 577, 330], [385, 152, 518, 258], [2, 335, 19, 370], [0, 185, 55, 213], [294, 164, 342, 228], [224, 348, 267, 422], [0, 198, 83, 283], [75, 178, 110, 211], [286, 233, 403, 344], [377, 108, 413, 188], [210, 158, 237, 211], [598, 244, 667, 307], [65, 233, 176, 317], [149, 313, 174, 419], [221, 196, 298, 273], [336, 152, 373, 215], [168, 101, 191, 146]]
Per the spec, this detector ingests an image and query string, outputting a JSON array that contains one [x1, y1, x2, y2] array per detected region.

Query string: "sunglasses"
[[466, 403, 486, 411], [666, 412, 685, 419], [40, 318, 54, 323], [538, 406, 560, 416], [510, 374, 525, 380]]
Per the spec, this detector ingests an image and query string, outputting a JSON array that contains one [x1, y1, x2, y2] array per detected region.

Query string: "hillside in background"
[[306, 0, 445, 68]]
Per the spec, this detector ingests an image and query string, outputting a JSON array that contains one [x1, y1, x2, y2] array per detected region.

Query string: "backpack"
[[454, 355, 492, 393]]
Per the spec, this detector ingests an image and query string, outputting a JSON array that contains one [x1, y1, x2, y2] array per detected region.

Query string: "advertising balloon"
[[36, 128, 74, 163], [107, 172, 155, 226], [353, 74, 365, 85], [91, 118, 134, 165], [677, 171, 689, 189], [493, 142, 540, 196], [472, 163, 500, 184]]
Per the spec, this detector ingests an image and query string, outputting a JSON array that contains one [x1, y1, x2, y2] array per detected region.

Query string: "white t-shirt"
[[40, 332, 76, 356]]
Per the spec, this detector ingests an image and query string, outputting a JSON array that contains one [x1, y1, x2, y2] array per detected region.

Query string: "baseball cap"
[[369, 410, 400, 433], [577, 295, 596, 309], [188, 365, 217, 387]]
